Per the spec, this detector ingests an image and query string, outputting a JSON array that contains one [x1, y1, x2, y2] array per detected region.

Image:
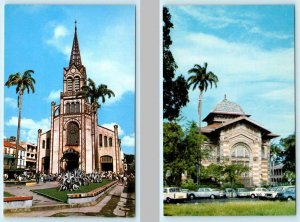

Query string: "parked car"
[[225, 188, 237, 198], [264, 187, 279, 199], [236, 188, 251, 198], [277, 186, 296, 201], [163, 187, 187, 203], [250, 187, 268, 198], [188, 188, 225, 200], [265, 186, 295, 200]]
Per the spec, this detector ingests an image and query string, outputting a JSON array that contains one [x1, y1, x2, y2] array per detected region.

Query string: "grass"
[[3, 192, 15, 197], [164, 201, 296, 216], [31, 179, 111, 203]]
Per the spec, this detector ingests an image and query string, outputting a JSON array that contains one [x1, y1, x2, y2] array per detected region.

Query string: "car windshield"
[[269, 187, 277, 191]]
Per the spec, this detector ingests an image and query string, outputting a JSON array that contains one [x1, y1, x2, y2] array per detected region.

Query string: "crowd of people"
[[4, 169, 135, 191]]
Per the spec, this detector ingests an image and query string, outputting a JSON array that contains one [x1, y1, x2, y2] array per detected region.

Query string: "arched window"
[[104, 136, 108, 147], [67, 77, 73, 92], [67, 122, 79, 145], [74, 76, 80, 92], [71, 103, 75, 113], [76, 102, 80, 113], [66, 103, 70, 114], [231, 143, 251, 176], [109, 137, 113, 146]]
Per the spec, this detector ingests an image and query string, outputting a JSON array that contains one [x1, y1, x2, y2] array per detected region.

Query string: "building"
[[270, 163, 284, 185], [20, 142, 37, 172], [3, 139, 26, 170], [201, 96, 278, 186], [37, 24, 123, 174]]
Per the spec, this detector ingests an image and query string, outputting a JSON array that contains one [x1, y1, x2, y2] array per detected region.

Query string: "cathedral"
[[201, 96, 278, 186], [36, 24, 123, 174]]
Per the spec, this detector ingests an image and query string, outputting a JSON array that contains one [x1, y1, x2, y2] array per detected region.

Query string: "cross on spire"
[[69, 20, 82, 67]]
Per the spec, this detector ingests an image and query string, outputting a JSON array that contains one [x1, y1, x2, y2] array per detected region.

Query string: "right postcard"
[[162, 5, 295, 216]]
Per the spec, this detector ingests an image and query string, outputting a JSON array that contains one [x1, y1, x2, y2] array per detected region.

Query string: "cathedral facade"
[[201, 96, 278, 186], [36, 25, 123, 174]]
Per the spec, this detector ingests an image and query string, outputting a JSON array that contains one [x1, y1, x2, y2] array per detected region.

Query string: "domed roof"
[[213, 97, 245, 115]]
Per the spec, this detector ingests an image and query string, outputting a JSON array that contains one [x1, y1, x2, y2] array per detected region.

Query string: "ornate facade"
[[201, 96, 278, 186], [37, 24, 123, 174]]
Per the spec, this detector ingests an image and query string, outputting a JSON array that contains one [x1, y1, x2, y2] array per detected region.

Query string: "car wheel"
[[210, 195, 215, 199], [166, 197, 171, 203], [287, 197, 292, 201], [251, 194, 255, 199], [189, 194, 195, 200]]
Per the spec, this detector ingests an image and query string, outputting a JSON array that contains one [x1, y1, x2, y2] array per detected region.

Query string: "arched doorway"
[[101, 156, 113, 172], [63, 149, 79, 172]]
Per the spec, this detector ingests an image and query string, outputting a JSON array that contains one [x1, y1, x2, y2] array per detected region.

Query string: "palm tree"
[[187, 62, 218, 185], [79, 78, 115, 110], [5, 70, 36, 169], [77, 78, 115, 171], [187, 63, 218, 127]]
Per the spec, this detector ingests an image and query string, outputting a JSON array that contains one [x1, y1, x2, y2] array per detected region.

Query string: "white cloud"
[[249, 26, 292, 40], [260, 87, 294, 103], [179, 6, 245, 29], [5, 97, 17, 108], [121, 134, 135, 147], [46, 24, 71, 57], [54, 25, 67, 39], [6, 116, 50, 143], [101, 123, 124, 136], [176, 6, 292, 40], [47, 89, 61, 101]]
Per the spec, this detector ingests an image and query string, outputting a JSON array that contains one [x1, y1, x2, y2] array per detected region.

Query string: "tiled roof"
[[201, 116, 279, 138], [3, 140, 26, 150], [213, 98, 245, 115]]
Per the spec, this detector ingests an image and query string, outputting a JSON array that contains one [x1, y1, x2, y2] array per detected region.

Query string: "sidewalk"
[[4, 181, 60, 206], [4, 183, 135, 217]]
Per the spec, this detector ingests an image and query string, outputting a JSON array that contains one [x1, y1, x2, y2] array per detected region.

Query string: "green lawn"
[[31, 179, 111, 203], [164, 201, 296, 216], [3, 192, 15, 197]]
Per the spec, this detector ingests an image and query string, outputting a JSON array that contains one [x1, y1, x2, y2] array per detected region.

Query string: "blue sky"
[[166, 5, 295, 141], [4, 5, 135, 154]]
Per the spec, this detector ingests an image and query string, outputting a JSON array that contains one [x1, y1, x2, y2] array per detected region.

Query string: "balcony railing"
[[61, 90, 84, 98]]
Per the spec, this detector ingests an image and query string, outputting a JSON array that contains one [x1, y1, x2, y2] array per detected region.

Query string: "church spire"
[[69, 20, 82, 67]]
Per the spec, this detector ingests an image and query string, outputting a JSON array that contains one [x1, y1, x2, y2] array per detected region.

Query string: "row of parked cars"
[[163, 186, 295, 203]]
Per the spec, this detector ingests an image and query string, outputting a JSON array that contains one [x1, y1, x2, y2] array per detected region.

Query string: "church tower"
[[37, 22, 123, 174]]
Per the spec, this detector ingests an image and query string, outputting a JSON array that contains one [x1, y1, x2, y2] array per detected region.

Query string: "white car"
[[163, 187, 187, 203], [265, 186, 295, 199], [250, 188, 268, 198], [188, 188, 225, 200]]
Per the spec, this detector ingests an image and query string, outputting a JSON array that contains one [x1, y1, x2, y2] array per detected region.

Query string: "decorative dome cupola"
[[203, 95, 250, 125]]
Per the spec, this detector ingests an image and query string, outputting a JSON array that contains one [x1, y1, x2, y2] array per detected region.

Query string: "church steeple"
[[69, 20, 82, 67]]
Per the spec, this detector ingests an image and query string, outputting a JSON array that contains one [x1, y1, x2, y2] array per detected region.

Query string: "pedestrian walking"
[[36, 171, 40, 184]]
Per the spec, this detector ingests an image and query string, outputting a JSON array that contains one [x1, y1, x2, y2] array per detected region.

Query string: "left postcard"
[[3, 4, 136, 217]]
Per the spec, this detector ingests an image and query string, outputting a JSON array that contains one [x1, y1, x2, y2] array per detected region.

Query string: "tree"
[[163, 7, 189, 121], [5, 70, 36, 168], [163, 121, 185, 186], [183, 121, 206, 184], [187, 63, 218, 127], [281, 134, 295, 173], [270, 143, 283, 164], [223, 163, 250, 188], [187, 63, 218, 184], [79, 78, 115, 110]]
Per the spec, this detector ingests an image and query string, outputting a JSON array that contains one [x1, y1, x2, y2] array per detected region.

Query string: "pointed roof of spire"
[[69, 20, 82, 67]]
